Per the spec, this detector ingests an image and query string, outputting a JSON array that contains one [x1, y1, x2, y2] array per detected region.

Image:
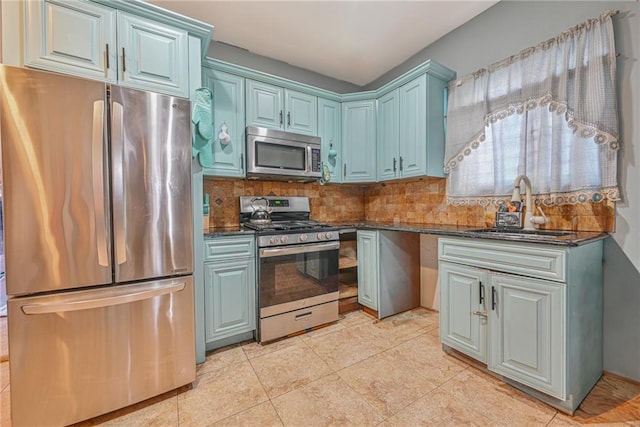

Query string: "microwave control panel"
[[311, 148, 321, 172]]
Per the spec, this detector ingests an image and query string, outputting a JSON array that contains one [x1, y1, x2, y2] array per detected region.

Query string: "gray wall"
[[207, 41, 363, 93], [369, 0, 640, 381]]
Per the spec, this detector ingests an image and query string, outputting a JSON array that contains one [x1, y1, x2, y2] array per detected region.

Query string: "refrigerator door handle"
[[92, 100, 109, 267], [111, 101, 127, 265], [21, 281, 186, 314]]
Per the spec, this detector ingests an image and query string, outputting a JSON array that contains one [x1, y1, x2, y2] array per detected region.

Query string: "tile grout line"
[[245, 347, 288, 427]]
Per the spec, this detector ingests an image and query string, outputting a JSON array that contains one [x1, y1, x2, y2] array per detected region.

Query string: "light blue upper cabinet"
[[285, 90, 318, 135], [246, 79, 284, 129], [376, 73, 448, 181], [342, 100, 376, 183], [318, 98, 342, 182], [25, 0, 117, 82], [246, 79, 318, 135], [25, 0, 192, 98], [398, 74, 428, 178], [376, 89, 400, 181], [117, 12, 189, 98], [202, 68, 246, 177]]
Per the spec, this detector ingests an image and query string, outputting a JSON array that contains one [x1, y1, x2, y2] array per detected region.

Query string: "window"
[[445, 11, 619, 207]]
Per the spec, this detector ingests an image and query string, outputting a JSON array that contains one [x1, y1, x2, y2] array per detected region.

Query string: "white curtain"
[[445, 10, 619, 206]]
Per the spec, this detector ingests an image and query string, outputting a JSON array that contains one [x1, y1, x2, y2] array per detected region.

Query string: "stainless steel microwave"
[[246, 126, 322, 181]]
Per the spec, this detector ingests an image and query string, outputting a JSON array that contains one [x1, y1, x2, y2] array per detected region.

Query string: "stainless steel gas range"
[[240, 196, 339, 342]]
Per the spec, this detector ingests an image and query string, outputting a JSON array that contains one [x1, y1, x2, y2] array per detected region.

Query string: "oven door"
[[258, 241, 339, 316]]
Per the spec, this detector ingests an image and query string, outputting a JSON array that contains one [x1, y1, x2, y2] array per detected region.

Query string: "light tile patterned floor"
[[1, 308, 640, 426]]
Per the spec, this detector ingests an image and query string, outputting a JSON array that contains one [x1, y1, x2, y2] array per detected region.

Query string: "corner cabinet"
[[25, 0, 190, 98], [204, 235, 256, 350], [245, 79, 318, 136], [318, 98, 342, 182], [342, 100, 376, 183], [438, 237, 604, 413], [377, 74, 447, 181], [202, 68, 246, 177]]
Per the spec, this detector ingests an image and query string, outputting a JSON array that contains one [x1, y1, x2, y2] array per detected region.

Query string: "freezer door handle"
[[111, 101, 127, 265], [92, 100, 109, 267], [21, 281, 186, 314]]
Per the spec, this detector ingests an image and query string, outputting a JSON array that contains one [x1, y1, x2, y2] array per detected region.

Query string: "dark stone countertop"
[[330, 221, 609, 247], [204, 226, 255, 238], [202, 222, 608, 246]]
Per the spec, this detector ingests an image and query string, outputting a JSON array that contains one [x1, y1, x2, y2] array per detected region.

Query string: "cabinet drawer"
[[204, 236, 255, 261], [439, 238, 566, 282]]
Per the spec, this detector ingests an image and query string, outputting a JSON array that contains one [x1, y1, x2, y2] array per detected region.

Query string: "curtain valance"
[[444, 10, 620, 206]]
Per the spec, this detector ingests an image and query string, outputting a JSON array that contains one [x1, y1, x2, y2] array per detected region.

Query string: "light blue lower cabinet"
[[438, 237, 604, 413], [204, 238, 256, 350], [439, 261, 487, 363], [488, 273, 565, 400]]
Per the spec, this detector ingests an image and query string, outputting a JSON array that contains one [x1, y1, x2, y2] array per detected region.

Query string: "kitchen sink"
[[469, 228, 577, 238]]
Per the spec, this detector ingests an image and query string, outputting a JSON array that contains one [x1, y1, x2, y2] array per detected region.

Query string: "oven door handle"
[[259, 241, 340, 258]]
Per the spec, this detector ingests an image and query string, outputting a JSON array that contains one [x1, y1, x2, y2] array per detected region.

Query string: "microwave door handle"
[[307, 145, 312, 173]]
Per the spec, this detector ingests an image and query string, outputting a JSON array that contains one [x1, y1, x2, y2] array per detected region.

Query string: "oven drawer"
[[260, 300, 338, 342], [204, 236, 255, 261]]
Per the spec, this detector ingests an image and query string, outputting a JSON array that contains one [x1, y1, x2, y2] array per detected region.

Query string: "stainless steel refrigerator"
[[0, 65, 195, 426]]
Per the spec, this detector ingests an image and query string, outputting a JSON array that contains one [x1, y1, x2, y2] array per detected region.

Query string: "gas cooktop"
[[242, 220, 332, 232]]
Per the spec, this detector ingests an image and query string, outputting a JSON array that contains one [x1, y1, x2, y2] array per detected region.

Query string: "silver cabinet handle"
[[393, 157, 397, 172], [295, 311, 312, 320], [287, 111, 291, 126], [21, 281, 186, 314], [472, 310, 488, 318], [121, 47, 126, 73], [111, 101, 127, 265], [240, 153, 244, 172], [279, 110, 283, 125], [260, 241, 339, 258], [104, 44, 110, 77], [344, 164, 347, 176], [92, 100, 109, 267], [399, 156, 404, 171]]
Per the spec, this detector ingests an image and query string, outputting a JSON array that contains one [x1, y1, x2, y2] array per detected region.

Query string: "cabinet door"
[[318, 98, 342, 182], [342, 100, 376, 182], [204, 258, 256, 344], [357, 230, 379, 311], [488, 273, 566, 400], [376, 89, 399, 181], [246, 80, 284, 130], [202, 69, 246, 177], [25, 0, 117, 82], [399, 74, 427, 178], [117, 12, 189, 98], [285, 89, 317, 135], [439, 262, 488, 362]]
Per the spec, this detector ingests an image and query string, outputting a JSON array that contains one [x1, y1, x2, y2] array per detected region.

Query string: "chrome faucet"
[[511, 175, 547, 230]]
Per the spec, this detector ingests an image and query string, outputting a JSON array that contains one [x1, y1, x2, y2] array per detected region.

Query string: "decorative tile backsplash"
[[203, 177, 614, 232]]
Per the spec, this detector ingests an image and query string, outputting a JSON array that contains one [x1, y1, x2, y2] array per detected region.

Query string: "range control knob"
[[317, 232, 326, 240], [280, 235, 289, 244], [299, 234, 308, 242], [269, 237, 278, 245], [325, 232, 333, 240]]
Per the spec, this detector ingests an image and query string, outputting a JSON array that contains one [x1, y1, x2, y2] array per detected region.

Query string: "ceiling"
[[148, 1, 499, 86]]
